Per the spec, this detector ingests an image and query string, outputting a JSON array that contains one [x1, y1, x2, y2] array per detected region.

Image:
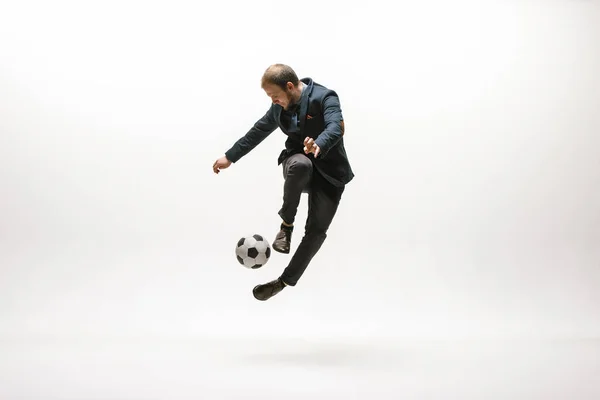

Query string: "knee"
[[286, 155, 312, 177], [306, 226, 327, 240]]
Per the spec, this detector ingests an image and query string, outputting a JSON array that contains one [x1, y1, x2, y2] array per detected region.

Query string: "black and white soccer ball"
[[235, 234, 271, 269]]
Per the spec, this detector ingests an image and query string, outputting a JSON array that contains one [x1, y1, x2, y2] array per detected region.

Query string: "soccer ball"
[[235, 234, 271, 269]]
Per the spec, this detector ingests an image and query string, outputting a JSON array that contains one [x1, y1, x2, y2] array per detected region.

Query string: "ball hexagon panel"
[[255, 252, 268, 265], [235, 242, 248, 259], [244, 236, 257, 248], [254, 240, 268, 253], [243, 256, 257, 268]]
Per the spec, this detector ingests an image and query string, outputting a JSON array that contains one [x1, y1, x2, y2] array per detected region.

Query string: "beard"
[[284, 91, 300, 110]]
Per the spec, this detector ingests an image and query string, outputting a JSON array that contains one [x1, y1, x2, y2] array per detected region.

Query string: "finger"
[[314, 146, 320, 158]]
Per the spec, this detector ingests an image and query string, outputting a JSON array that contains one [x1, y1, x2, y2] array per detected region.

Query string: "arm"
[[313, 92, 344, 158], [225, 106, 278, 163]]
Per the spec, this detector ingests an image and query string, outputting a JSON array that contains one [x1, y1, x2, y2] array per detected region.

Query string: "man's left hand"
[[304, 137, 320, 158]]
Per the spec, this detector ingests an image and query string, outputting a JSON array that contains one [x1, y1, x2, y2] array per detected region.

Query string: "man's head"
[[261, 64, 303, 110]]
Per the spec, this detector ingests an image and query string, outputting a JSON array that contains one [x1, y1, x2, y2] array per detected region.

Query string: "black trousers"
[[277, 153, 345, 286]]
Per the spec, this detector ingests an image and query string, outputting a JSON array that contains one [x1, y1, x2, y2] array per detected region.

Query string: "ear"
[[286, 82, 295, 91]]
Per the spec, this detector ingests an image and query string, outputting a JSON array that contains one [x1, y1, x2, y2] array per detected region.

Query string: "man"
[[212, 64, 354, 301]]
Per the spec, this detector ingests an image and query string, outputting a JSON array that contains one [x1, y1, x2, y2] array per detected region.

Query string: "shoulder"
[[308, 79, 333, 94], [304, 78, 339, 103]]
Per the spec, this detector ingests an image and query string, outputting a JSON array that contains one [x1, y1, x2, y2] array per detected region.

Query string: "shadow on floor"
[[240, 341, 410, 369]]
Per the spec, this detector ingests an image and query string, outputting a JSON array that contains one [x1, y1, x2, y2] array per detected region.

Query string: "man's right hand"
[[213, 156, 232, 174]]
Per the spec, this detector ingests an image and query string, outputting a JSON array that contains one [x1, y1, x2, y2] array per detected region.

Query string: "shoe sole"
[[272, 246, 290, 254]]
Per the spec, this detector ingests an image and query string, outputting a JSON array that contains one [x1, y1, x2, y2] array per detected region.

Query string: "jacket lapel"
[[298, 78, 313, 134]]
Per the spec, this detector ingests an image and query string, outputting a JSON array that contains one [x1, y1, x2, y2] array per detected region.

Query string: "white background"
[[1, 0, 599, 398]]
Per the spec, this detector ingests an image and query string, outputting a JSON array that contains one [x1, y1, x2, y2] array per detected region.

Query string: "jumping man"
[[212, 63, 354, 301]]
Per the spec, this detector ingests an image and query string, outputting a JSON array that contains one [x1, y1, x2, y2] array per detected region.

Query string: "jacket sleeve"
[[314, 91, 344, 158], [225, 105, 278, 163]]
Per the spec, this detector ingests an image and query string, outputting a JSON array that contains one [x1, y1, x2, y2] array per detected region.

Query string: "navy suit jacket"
[[224, 77, 354, 188]]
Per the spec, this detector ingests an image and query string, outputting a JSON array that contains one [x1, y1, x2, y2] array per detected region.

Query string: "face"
[[263, 82, 296, 110]]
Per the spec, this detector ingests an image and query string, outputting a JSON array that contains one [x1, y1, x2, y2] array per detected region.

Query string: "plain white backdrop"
[[0, 0, 599, 398]]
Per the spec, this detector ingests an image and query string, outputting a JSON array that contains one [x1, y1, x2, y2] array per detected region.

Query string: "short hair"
[[261, 64, 299, 90]]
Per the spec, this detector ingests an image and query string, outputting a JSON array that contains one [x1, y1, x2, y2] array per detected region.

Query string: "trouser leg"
[[278, 153, 312, 225], [280, 170, 345, 286]]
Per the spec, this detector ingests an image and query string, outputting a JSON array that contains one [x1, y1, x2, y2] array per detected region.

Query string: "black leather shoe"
[[273, 224, 293, 254], [253, 278, 286, 301]]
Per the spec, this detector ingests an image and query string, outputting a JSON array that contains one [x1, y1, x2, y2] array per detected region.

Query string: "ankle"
[[281, 221, 294, 229]]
